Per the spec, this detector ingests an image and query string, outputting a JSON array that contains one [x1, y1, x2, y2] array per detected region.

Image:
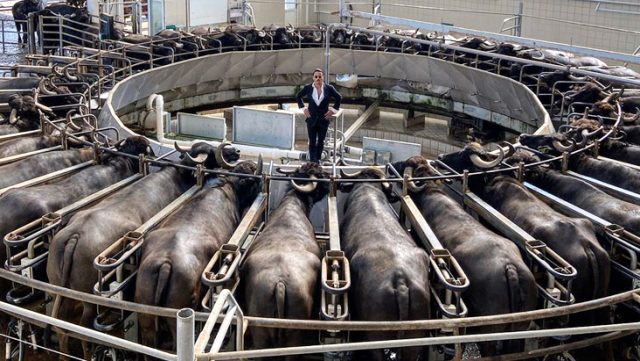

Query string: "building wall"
[[310, 0, 640, 55]]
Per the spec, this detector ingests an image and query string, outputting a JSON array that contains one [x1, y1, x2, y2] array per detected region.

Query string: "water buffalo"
[[2, 94, 42, 136], [134, 160, 261, 352], [507, 151, 640, 236], [340, 167, 430, 361], [519, 133, 640, 197], [0, 147, 94, 190], [440, 144, 610, 306], [0, 136, 150, 295], [34, 5, 93, 51], [483, 175, 610, 305], [392, 156, 537, 355], [47, 142, 239, 357], [11, 0, 44, 45], [240, 162, 329, 358]]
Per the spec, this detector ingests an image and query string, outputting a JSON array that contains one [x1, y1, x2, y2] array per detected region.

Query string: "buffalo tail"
[[395, 277, 410, 340], [275, 281, 286, 345], [60, 234, 79, 288]]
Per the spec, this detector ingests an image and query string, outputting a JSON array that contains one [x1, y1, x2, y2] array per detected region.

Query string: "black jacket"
[[296, 83, 342, 127]]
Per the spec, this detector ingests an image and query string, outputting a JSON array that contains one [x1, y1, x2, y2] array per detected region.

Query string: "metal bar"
[[0, 146, 63, 166], [0, 130, 42, 142], [400, 195, 444, 250], [0, 160, 93, 197], [338, 100, 379, 147], [567, 170, 640, 205], [348, 11, 640, 66], [196, 321, 640, 360], [327, 195, 341, 251], [0, 301, 177, 361], [223, 193, 266, 247], [0, 267, 637, 332], [598, 156, 640, 172], [176, 308, 195, 361], [55, 173, 143, 216], [523, 182, 613, 227]]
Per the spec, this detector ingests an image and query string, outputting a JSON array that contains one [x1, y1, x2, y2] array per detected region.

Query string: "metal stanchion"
[[176, 308, 195, 361]]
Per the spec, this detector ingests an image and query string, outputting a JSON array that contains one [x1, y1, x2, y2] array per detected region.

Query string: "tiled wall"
[[312, 0, 640, 55]]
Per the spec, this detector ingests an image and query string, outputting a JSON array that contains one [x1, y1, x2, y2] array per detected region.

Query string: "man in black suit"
[[296, 68, 342, 163]]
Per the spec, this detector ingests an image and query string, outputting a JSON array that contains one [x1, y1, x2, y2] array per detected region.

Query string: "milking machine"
[[319, 169, 351, 361], [388, 164, 469, 360]]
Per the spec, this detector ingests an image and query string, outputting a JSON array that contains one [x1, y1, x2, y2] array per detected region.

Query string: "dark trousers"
[[307, 121, 329, 163]]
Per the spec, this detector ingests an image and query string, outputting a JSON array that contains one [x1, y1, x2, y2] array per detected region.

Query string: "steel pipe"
[[176, 308, 195, 361]]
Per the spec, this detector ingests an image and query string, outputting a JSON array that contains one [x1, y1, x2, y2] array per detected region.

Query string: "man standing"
[[296, 68, 342, 163]]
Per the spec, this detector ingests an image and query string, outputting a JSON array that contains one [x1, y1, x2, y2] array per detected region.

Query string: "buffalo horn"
[[404, 167, 426, 193], [39, 79, 56, 95], [64, 67, 78, 81], [214, 142, 239, 169], [174, 141, 189, 154], [582, 126, 604, 139], [291, 175, 318, 193], [35, 102, 54, 114], [469, 146, 504, 169], [339, 167, 363, 179], [187, 152, 208, 164], [8, 108, 18, 125], [501, 141, 516, 158], [552, 138, 575, 152]]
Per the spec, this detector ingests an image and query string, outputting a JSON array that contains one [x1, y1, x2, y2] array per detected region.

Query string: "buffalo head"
[[277, 162, 330, 202], [438, 142, 508, 172], [339, 166, 397, 202], [175, 141, 240, 170], [115, 136, 154, 156]]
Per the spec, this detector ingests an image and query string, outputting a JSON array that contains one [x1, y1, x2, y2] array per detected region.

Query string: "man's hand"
[[303, 107, 310, 118], [324, 109, 335, 119]]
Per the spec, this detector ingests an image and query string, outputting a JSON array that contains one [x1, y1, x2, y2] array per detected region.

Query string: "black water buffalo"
[[47, 142, 239, 357], [262, 24, 295, 49], [340, 168, 430, 361], [134, 160, 261, 352], [507, 151, 640, 236], [0, 136, 149, 294], [553, 116, 640, 166], [0, 135, 59, 158], [483, 175, 610, 305], [11, 0, 44, 44], [0, 147, 94, 190], [621, 125, 640, 145], [392, 156, 537, 356], [35, 5, 93, 51], [439, 143, 611, 306], [520, 133, 640, 198], [241, 163, 329, 357], [2, 94, 42, 136]]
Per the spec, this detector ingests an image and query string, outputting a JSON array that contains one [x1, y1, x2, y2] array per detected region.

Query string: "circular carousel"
[[0, 8, 639, 361]]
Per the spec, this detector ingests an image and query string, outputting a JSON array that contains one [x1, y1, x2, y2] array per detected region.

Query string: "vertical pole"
[[38, 15, 43, 54], [515, 1, 523, 37], [133, 1, 142, 34], [242, 0, 248, 25], [58, 15, 63, 55], [185, 0, 190, 32], [27, 13, 36, 54], [1, 20, 5, 54], [324, 24, 331, 85], [176, 308, 195, 361]]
